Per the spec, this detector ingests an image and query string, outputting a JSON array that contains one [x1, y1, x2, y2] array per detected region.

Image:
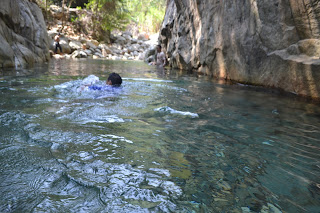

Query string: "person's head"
[[107, 73, 122, 86], [156, 45, 162, 53], [58, 32, 61, 36]]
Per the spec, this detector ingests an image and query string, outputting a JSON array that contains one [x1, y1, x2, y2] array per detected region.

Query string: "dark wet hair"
[[108, 73, 122, 86]]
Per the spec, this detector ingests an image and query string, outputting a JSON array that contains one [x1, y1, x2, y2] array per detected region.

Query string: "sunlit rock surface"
[[0, 0, 49, 68], [160, 0, 320, 99]]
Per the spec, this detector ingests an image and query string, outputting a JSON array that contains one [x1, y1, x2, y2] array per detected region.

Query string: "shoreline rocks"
[[48, 30, 158, 62]]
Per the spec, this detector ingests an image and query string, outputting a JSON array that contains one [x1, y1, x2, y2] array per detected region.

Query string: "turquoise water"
[[0, 59, 319, 212]]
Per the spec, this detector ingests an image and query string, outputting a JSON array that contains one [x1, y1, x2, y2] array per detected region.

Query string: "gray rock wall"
[[0, 0, 49, 68], [160, 0, 320, 99]]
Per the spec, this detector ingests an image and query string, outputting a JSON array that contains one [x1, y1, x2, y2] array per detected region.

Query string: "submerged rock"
[[160, 0, 320, 100], [260, 203, 282, 213]]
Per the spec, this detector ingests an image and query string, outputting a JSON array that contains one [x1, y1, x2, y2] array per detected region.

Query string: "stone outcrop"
[[0, 0, 50, 68], [160, 0, 320, 99]]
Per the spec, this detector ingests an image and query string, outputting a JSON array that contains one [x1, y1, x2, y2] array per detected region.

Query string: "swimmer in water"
[[81, 73, 122, 91]]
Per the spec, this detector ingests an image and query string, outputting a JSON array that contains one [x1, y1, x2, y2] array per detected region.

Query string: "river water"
[[0, 59, 319, 212]]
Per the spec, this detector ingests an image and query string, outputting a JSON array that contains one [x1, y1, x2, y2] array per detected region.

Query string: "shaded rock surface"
[[0, 0, 49, 68], [160, 0, 320, 99]]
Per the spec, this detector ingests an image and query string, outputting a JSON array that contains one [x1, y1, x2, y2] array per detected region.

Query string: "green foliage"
[[85, 0, 130, 32], [40, 0, 165, 35], [125, 0, 166, 33], [34, 0, 54, 9], [70, 15, 79, 22], [85, 0, 166, 33]]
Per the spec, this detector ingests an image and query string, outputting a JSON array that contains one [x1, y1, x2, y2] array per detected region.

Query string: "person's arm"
[[153, 53, 157, 65]]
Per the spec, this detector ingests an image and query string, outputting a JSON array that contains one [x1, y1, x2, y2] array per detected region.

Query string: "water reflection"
[[0, 59, 319, 212]]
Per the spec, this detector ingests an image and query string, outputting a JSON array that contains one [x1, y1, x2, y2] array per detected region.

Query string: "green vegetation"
[[125, 0, 167, 33], [85, 0, 130, 33], [85, 0, 166, 33], [36, 0, 166, 34]]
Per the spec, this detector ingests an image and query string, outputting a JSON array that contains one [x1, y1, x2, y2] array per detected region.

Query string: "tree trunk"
[[67, 0, 74, 22], [68, 0, 74, 9]]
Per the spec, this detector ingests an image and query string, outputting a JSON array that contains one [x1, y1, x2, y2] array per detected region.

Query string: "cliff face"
[[0, 0, 49, 68], [160, 0, 320, 99]]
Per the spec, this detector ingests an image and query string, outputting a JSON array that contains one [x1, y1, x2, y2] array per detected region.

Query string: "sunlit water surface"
[[0, 59, 319, 212]]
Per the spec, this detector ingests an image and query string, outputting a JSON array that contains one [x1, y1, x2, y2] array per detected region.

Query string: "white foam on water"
[[81, 75, 100, 85], [149, 168, 171, 177], [79, 115, 125, 124], [123, 78, 173, 83], [52, 75, 114, 100], [100, 134, 134, 144], [155, 84, 188, 92], [155, 106, 199, 118]]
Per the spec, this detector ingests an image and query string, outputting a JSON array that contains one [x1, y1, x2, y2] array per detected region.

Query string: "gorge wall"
[[160, 0, 320, 99], [0, 0, 49, 68]]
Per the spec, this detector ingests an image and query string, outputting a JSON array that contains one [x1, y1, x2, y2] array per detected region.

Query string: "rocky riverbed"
[[48, 30, 158, 62], [47, 4, 158, 62]]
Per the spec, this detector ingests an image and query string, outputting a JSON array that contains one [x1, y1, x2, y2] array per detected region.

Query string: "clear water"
[[0, 59, 319, 212]]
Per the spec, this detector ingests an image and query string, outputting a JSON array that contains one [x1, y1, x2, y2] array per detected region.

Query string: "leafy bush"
[[125, 0, 166, 33], [85, 0, 130, 32], [85, 0, 166, 34]]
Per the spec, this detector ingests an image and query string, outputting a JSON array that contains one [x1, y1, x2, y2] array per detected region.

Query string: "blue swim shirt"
[[88, 85, 117, 91], [88, 85, 104, 90]]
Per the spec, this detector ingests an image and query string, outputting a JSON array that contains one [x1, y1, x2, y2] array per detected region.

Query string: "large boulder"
[[59, 39, 72, 54], [122, 31, 133, 37], [122, 34, 132, 43], [86, 41, 98, 50], [0, 0, 49, 68], [84, 49, 92, 56], [71, 50, 87, 58], [160, 0, 320, 100], [138, 32, 149, 41], [297, 39, 320, 57], [99, 44, 112, 57], [49, 5, 64, 19], [90, 40, 100, 47], [115, 35, 127, 45], [131, 38, 138, 44], [69, 40, 83, 51]]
